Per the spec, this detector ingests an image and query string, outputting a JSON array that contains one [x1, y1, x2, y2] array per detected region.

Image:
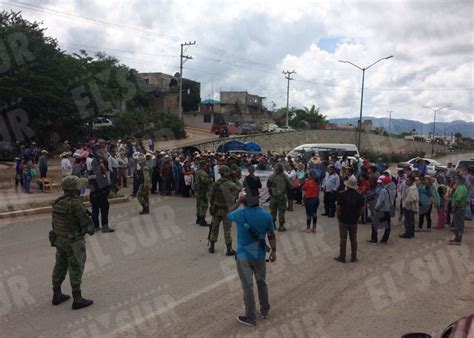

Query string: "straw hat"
[[344, 176, 358, 190]]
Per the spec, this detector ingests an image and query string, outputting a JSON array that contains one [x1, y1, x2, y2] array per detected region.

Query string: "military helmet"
[[230, 163, 240, 172], [274, 163, 284, 173], [219, 165, 231, 177], [199, 160, 207, 169], [61, 175, 82, 191]]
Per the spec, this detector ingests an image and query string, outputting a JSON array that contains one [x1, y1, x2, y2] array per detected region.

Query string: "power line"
[[3, 1, 473, 93]]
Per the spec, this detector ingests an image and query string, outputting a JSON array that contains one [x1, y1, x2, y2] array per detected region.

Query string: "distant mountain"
[[328, 116, 474, 138]]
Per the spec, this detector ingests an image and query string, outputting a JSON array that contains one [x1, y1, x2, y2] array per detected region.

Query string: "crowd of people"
[[39, 137, 473, 324]]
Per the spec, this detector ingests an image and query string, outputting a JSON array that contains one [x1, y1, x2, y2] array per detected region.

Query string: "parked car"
[[262, 123, 280, 133], [279, 126, 294, 132], [397, 158, 446, 176], [240, 123, 262, 135], [455, 159, 474, 172], [211, 122, 240, 136], [92, 117, 114, 130], [211, 122, 240, 137]]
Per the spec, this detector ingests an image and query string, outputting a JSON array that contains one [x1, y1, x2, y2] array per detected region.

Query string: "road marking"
[[108, 273, 237, 336]]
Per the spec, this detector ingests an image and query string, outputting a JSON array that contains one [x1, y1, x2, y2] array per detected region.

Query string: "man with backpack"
[[368, 175, 396, 244]]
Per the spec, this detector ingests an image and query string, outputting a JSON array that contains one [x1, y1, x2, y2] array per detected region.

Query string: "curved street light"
[[338, 55, 393, 150], [423, 105, 450, 155]]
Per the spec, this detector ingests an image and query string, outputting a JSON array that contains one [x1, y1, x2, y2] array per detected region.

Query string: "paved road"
[[1, 192, 473, 337]]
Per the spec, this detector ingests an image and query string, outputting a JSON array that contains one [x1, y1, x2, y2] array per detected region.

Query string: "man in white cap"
[[334, 176, 364, 263]]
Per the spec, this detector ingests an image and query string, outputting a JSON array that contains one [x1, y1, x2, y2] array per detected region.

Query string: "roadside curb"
[[0, 196, 129, 219]]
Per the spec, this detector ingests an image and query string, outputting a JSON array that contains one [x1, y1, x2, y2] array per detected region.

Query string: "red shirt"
[[358, 180, 372, 194], [302, 179, 320, 198]]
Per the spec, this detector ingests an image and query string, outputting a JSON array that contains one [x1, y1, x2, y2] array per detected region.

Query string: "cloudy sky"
[[2, 0, 473, 122]]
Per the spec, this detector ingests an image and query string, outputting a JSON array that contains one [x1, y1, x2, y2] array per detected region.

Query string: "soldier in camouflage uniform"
[[194, 161, 212, 227], [136, 153, 152, 214], [209, 165, 240, 255], [50, 176, 95, 310], [267, 162, 291, 232]]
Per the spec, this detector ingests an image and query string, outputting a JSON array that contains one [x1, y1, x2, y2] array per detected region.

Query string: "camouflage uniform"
[[194, 162, 212, 225], [50, 176, 95, 309], [137, 154, 151, 214], [209, 165, 240, 254], [267, 163, 291, 231]]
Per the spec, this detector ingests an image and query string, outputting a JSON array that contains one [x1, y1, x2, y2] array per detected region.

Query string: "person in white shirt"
[[286, 162, 297, 211], [60, 153, 72, 176]]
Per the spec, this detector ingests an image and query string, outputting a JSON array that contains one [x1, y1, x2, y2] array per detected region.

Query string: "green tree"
[[0, 11, 154, 147]]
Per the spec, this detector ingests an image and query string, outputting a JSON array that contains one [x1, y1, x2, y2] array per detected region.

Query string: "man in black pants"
[[89, 158, 114, 233], [334, 177, 364, 263], [321, 165, 340, 217]]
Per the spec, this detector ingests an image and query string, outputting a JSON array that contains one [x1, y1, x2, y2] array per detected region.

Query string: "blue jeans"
[[465, 194, 472, 220], [22, 173, 32, 193], [304, 197, 319, 228]]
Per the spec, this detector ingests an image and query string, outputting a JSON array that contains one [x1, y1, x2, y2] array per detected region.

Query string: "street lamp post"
[[423, 105, 449, 155], [339, 55, 393, 150]]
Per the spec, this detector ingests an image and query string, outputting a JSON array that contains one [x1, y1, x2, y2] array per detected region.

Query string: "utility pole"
[[387, 110, 394, 135], [179, 41, 196, 120], [283, 70, 296, 128]]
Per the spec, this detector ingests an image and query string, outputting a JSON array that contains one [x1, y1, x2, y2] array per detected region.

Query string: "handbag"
[[30, 167, 37, 177]]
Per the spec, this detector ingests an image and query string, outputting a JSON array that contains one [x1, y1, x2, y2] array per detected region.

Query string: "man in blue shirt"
[[227, 194, 277, 326]]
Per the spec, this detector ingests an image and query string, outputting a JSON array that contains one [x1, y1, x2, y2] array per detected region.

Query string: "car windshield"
[[458, 160, 474, 169]]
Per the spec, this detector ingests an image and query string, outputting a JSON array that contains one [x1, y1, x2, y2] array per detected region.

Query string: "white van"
[[287, 143, 359, 160]]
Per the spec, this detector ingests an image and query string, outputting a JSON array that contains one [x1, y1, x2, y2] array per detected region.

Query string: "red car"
[[211, 122, 240, 136]]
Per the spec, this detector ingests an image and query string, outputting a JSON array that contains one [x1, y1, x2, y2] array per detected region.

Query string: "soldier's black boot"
[[208, 241, 215, 254], [101, 224, 115, 233], [52, 288, 70, 305], [140, 205, 150, 215], [72, 290, 93, 310], [226, 242, 236, 256], [199, 217, 209, 227]]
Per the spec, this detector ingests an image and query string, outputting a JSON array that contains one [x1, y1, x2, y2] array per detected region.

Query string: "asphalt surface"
[[0, 152, 473, 337]]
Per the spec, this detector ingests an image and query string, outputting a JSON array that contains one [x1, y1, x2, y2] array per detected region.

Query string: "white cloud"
[[2, 0, 473, 122]]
